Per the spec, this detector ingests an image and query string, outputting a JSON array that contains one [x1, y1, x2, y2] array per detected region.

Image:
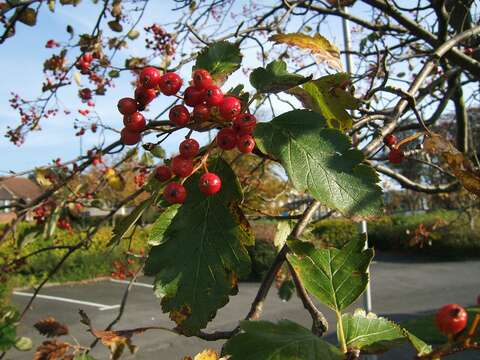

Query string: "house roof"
[[0, 177, 42, 201]]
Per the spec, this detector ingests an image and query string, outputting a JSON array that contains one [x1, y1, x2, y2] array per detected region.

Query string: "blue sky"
[[0, 0, 423, 174]]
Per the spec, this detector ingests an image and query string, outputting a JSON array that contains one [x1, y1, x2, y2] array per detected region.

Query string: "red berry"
[[193, 104, 210, 122], [139, 67, 161, 89], [192, 69, 213, 89], [155, 165, 172, 182], [435, 304, 468, 335], [169, 105, 190, 126], [123, 112, 146, 132], [82, 53, 93, 63], [179, 138, 200, 158], [233, 113, 256, 135], [219, 96, 241, 120], [383, 134, 398, 147], [216, 128, 237, 150], [135, 87, 157, 108], [163, 182, 187, 204], [120, 128, 141, 145], [464, 47, 474, 55], [237, 134, 255, 153], [171, 156, 193, 178], [204, 85, 224, 107], [159, 72, 183, 96], [198, 172, 222, 195], [388, 148, 404, 164], [117, 98, 138, 115], [184, 86, 204, 107]]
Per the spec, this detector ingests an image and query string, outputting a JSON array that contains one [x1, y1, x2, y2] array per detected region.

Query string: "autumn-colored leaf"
[[270, 33, 342, 72], [34, 317, 69, 338], [33, 340, 70, 360], [424, 133, 480, 196]]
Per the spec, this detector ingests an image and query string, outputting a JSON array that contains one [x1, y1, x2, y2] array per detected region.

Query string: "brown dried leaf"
[[424, 132, 480, 196], [33, 340, 70, 360], [270, 33, 342, 72], [34, 317, 69, 338]]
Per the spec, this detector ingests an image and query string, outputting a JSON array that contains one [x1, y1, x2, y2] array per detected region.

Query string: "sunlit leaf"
[[287, 237, 373, 312], [255, 110, 383, 218], [194, 41, 242, 83], [270, 33, 342, 71]]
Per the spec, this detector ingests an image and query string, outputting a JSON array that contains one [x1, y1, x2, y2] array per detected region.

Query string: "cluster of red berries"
[[145, 24, 176, 56], [383, 134, 404, 164], [75, 53, 94, 74], [435, 303, 468, 336], [57, 218, 72, 231], [116, 67, 257, 204]]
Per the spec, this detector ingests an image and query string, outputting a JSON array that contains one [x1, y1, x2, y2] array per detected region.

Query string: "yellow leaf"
[[194, 349, 219, 360], [424, 132, 480, 196], [73, 71, 82, 86], [270, 33, 342, 72], [35, 168, 54, 187]]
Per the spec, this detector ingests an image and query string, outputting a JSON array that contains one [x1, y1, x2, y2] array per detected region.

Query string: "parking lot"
[[8, 254, 480, 359]]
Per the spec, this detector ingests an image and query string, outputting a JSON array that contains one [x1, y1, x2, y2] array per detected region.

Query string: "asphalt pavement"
[[7, 253, 480, 360]]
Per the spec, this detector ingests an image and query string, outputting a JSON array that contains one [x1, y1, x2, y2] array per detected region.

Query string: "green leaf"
[[108, 197, 153, 246], [14, 337, 32, 351], [48, 0, 56, 12], [341, 309, 431, 355], [402, 306, 480, 345], [17, 7, 37, 26], [194, 41, 242, 83], [287, 237, 373, 312], [250, 60, 311, 93], [254, 110, 382, 218], [223, 320, 343, 359], [277, 279, 295, 302], [273, 220, 291, 249], [289, 73, 360, 131], [108, 70, 120, 78], [144, 157, 253, 334], [0, 310, 19, 352], [148, 205, 179, 246]]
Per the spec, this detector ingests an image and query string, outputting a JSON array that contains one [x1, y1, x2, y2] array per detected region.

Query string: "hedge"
[[1, 210, 478, 292]]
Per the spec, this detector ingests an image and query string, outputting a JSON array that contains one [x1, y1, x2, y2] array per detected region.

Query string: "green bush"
[[310, 210, 480, 259]]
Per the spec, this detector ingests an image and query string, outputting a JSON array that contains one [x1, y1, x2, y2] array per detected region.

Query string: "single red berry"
[[233, 113, 256, 135], [171, 156, 193, 178], [82, 53, 93, 63], [435, 304, 468, 335], [198, 172, 222, 195], [388, 148, 404, 164], [203, 85, 224, 106], [184, 86, 204, 107], [192, 69, 213, 89], [383, 134, 398, 147], [219, 96, 241, 120], [139, 67, 161, 89], [117, 98, 138, 115], [120, 128, 141, 145], [134, 87, 157, 108], [216, 128, 237, 150], [159, 72, 183, 96], [193, 104, 210, 122], [123, 112, 146, 132], [155, 165, 172, 182], [464, 47, 474, 56], [179, 138, 200, 158], [236, 134, 255, 153], [163, 182, 187, 204], [169, 105, 190, 126]]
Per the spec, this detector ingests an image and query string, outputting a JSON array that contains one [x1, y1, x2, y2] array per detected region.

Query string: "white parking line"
[[109, 278, 153, 288], [13, 291, 120, 311]]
